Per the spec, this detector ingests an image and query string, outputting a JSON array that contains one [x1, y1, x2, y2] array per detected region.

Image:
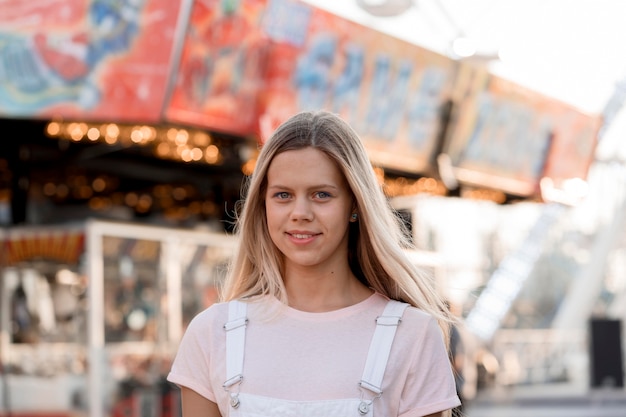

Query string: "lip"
[[286, 231, 320, 244]]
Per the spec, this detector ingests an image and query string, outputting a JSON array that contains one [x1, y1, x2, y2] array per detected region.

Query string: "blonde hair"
[[220, 110, 454, 337]]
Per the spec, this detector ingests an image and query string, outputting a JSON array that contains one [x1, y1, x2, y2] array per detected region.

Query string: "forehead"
[[267, 148, 345, 184]]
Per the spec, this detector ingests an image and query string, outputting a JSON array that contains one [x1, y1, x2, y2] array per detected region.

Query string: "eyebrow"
[[266, 183, 340, 191]]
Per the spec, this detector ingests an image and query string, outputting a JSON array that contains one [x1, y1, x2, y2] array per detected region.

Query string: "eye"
[[274, 191, 290, 199], [314, 191, 331, 199]]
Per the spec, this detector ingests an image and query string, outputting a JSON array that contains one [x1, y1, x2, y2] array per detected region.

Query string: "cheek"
[[265, 204, 284, 230], [325, 211, 351, 235]]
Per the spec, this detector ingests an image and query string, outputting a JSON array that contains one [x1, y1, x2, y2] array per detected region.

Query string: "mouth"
[[289, 233, 315, 239]]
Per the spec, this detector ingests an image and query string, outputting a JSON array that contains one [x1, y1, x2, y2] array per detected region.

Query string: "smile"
[[290, 233, 314, 239]]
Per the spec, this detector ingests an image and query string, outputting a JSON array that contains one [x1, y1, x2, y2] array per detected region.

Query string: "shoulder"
[[374, 296, 443, 341], [402, 305, 438, 324], [185, 301, 230, 335], [397, 305, 445, 343], [187, 297, 275, 330]]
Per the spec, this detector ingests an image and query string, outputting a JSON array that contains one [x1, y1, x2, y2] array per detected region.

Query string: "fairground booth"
[[0, 1, 606, 416]]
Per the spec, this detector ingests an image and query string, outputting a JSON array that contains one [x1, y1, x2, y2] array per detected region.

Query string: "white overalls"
[[222, 299, 409, 417]]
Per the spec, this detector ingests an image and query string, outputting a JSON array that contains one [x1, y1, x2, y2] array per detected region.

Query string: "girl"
[[167, 110, 460, 417]]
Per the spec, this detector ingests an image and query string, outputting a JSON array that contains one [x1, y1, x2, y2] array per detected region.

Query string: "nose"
[[290, 197, 313, 221]]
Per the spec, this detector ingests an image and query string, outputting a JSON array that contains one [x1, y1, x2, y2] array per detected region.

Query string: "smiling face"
[[265, 147, 354, 274]]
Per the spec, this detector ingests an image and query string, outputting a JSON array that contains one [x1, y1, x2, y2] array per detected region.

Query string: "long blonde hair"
[[221, 110, 454, 337]]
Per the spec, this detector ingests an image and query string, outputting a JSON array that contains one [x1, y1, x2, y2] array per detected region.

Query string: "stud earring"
[[351, 213, 358, 221]]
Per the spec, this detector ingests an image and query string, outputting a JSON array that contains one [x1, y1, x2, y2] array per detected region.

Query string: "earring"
[[351, 213, 358, 222]]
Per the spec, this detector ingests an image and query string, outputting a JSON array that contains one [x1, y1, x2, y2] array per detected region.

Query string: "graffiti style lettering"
[[360, 56, 413, 140], [463, 93, 553, 179], [331, 43, 364, 122], [294, 33, 337, 110], [363, 55, 391, 138], [385, 60, 412, 138], [292, 32, 449, 152], [407, 68, 448, 149]]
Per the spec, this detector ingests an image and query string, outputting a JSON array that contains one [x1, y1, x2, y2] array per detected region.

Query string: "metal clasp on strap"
[[358, 380, 383, 395], [357, 381, 382, 415], [375, 315, 402, 326], [223, 374, 244, 409], [223, 374, 243, 388], [223, 300, 247, 410], [223, 317, 248, 331]]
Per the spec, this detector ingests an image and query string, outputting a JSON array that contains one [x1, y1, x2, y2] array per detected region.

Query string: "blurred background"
[[0, 1, 625, 416]]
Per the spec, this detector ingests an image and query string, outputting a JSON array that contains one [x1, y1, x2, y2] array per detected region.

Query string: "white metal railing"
[[490, 328, 588, 387]]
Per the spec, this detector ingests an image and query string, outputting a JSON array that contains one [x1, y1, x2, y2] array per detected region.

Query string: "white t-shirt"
[[167, 292, 461, 416]]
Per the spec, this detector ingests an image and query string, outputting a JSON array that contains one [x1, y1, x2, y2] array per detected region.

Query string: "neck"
[[283, 265, 373, 312]]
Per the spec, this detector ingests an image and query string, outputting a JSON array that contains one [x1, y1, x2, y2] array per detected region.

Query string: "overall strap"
[[359, 300, 409, 395], [223, 300, 248, 390]]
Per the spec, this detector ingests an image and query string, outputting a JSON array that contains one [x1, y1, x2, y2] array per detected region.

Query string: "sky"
[[302, 0, 626, 116]]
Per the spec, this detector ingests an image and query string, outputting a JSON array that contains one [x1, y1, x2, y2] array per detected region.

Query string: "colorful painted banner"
[[257, 0, 456, 174], [164, 0, 268, 136], [0, 0, 182, 123], [541, 105, 601, 190], [2, 0, 596, 186], [445, 65, 600, 197], [166, 0, 456, 174]]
